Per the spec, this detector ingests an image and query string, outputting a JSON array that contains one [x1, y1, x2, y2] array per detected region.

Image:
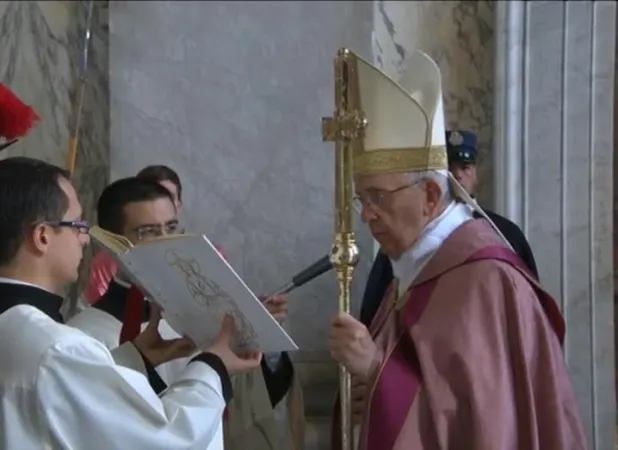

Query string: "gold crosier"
[[321, 48, 365, 450]]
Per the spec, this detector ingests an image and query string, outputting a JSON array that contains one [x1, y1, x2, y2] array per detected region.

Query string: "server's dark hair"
[[136, 165, 182, 201], [0, 157, 70, 266], [97, 177, 174, 234]]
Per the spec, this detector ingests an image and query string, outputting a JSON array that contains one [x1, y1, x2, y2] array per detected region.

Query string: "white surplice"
[[67, 297, 305, 450], [67, 305, 189, 384], [0, 286, 227, 449]]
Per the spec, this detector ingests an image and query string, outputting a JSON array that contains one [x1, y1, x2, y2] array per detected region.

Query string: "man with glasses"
[[82, 165, 184, 307], [0, 157, 262, 449], [68, 176, 302, 450], [352, 130, 543, 432], [328, 51, 584, 449], [360, 130, 539, 329]]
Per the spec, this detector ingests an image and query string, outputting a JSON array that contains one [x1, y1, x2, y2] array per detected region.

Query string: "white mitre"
[[342, 48, 512, 248]]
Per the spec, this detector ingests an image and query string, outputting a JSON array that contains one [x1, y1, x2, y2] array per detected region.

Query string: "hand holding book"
[[89, 226, 298, 353], [133, 303, 196, 367], [204, 315, 262, 374], [134, 303, 262, 374]]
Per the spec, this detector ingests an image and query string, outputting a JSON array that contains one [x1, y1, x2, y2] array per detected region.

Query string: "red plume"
[[0, 83, 40, 142]]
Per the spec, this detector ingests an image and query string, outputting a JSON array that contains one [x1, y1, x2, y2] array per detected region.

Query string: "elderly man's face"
[[354, 172, 443, 260]]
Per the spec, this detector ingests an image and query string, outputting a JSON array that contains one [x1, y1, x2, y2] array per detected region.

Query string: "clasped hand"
[[329, 312, 377, 381], [133, 304, 262, 374]]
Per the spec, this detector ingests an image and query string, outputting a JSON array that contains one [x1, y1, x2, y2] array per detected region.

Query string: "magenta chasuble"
[[332, 219, 587, 450]]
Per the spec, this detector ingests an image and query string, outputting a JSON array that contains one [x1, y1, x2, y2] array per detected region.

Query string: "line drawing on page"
[[164, 249, 259, 348]]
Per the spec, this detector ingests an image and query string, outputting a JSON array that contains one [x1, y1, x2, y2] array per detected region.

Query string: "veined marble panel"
[[0, 1, 110, 300], [109, 1, 373, 352], [494, 1, 616, 447], [372, 0, 495, 205]]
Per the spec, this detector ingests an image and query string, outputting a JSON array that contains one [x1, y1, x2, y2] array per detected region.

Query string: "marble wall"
[[373, 0, 495, 205], [494, 1, 616, 447], [0, 0, 110, 299], [109, 0, 372, 371]]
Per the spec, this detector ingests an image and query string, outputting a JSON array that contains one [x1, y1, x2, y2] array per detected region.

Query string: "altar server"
[[82, 165, 183, 308], [0, 156, 261, 450]]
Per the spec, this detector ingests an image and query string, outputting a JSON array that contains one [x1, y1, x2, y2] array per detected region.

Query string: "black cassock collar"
[[0, 281, 64, 323], [94, 280, 150, 323]]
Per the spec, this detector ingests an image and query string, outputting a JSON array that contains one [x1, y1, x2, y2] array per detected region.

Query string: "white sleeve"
[[109, 342, 147, 374], [36, 336, 229, 450]]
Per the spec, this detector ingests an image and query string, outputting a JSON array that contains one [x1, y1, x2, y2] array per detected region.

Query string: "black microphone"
[[269, 255, 333, 296]]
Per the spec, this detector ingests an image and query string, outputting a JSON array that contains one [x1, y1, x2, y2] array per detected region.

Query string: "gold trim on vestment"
[[353, 145, 448, 176]]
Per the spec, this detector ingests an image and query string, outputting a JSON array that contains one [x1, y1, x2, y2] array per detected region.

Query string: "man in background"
[[446, 130, 538, 277], [137, 164, 183, 211]]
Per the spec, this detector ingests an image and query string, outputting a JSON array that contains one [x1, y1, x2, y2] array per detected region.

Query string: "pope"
[[327, 50, 586, 450]]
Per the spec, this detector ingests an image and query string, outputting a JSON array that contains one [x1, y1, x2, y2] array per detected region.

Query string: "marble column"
[[0, 0, 110, 301], [494, 1, 616, 448]]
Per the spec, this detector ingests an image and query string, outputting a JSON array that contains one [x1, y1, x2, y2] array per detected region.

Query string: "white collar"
[[0, 277, 52, 293], [390, 202, 473, 296]]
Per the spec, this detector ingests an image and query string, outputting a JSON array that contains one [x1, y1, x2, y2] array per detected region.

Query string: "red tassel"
[[120, 285, 146, 344], [0, 83, 40, 141]]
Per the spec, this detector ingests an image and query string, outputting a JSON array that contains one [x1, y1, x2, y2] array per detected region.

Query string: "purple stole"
[[360, 246, 565, 450]]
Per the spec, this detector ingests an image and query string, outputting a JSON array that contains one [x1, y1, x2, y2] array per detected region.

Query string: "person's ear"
[[424, 180, 443, 214], [28, 223, 51, 255]]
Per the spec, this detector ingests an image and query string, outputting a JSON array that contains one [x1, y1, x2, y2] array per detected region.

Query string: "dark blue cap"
[[446, 130, 477, 165]]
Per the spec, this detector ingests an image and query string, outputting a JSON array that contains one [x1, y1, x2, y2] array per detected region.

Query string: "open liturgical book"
[[89, 226, 298, 353]]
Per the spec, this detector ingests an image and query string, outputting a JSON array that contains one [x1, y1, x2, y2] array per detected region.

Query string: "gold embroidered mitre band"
[[344, 50, 448, 176], [353, 145, 448, 176]]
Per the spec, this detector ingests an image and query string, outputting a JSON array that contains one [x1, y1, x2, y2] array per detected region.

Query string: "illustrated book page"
[[90, 228, 298, 353]]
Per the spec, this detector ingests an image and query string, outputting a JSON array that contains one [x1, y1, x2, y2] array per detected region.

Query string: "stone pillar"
[[494, 1, 616, 448]]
